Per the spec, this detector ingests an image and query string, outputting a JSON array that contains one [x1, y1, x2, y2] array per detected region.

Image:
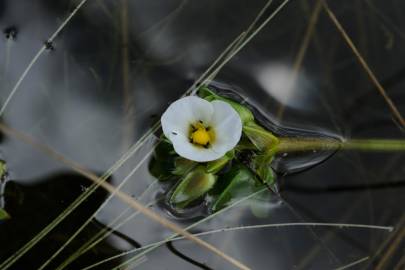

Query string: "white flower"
[[161, 96, 242, 162]]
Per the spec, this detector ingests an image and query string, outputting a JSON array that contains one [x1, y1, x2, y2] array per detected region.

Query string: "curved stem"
[[276, 138, 405, 153]]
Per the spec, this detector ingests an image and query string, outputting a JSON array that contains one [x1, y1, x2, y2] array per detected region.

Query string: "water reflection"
[[256, 63, 316, 110], [0, 172, 126, 269]]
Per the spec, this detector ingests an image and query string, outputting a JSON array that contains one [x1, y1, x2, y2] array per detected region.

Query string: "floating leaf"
[[170, 166, 216, 208], [210, 164, 260, 212], [0, 208, 10, 220]]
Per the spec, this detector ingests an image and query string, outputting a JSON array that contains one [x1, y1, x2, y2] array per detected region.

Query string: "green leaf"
[[243, 121, 279, 151], [170, 166, 217, 208], [0, 208, 10, 220], [198, 86, 254, 124], [210, 164, 260, 212]]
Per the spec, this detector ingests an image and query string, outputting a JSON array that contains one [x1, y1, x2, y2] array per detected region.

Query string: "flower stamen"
[[190, 122, 214, 147]]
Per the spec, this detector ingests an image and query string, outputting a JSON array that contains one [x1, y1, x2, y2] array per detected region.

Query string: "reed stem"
[[276, 138, 405, 153]]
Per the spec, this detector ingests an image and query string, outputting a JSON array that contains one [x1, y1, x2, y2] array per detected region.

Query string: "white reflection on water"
[[256, 63, 315, 110]]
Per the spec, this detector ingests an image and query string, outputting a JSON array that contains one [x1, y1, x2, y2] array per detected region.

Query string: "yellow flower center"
[[192, 129, 210, 145], [190, 121, 214, 147]]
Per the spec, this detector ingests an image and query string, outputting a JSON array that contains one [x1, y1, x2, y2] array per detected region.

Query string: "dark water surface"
[[1, 0, 404, 269]]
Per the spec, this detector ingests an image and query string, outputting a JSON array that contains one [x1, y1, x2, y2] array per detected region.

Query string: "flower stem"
[[276, 138, 405, 153]]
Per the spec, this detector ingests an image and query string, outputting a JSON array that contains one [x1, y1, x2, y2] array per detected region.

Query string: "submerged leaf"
[[257, 164, 275, 187], [210, 164, 260, 212], [170, 166, 217, 208], [251, 153, 276, 187]]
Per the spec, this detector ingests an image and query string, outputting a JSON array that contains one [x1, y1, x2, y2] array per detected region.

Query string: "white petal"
[[161, 96, 214, 139], [170, 133, 224, 162], [210, 100, 242, 154]]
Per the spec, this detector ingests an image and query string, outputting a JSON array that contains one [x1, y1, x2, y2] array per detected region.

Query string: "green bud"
[[170, 166, 217, 208]]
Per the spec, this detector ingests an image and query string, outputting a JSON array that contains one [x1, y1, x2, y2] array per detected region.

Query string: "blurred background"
[[0, 0, 404, 269]]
